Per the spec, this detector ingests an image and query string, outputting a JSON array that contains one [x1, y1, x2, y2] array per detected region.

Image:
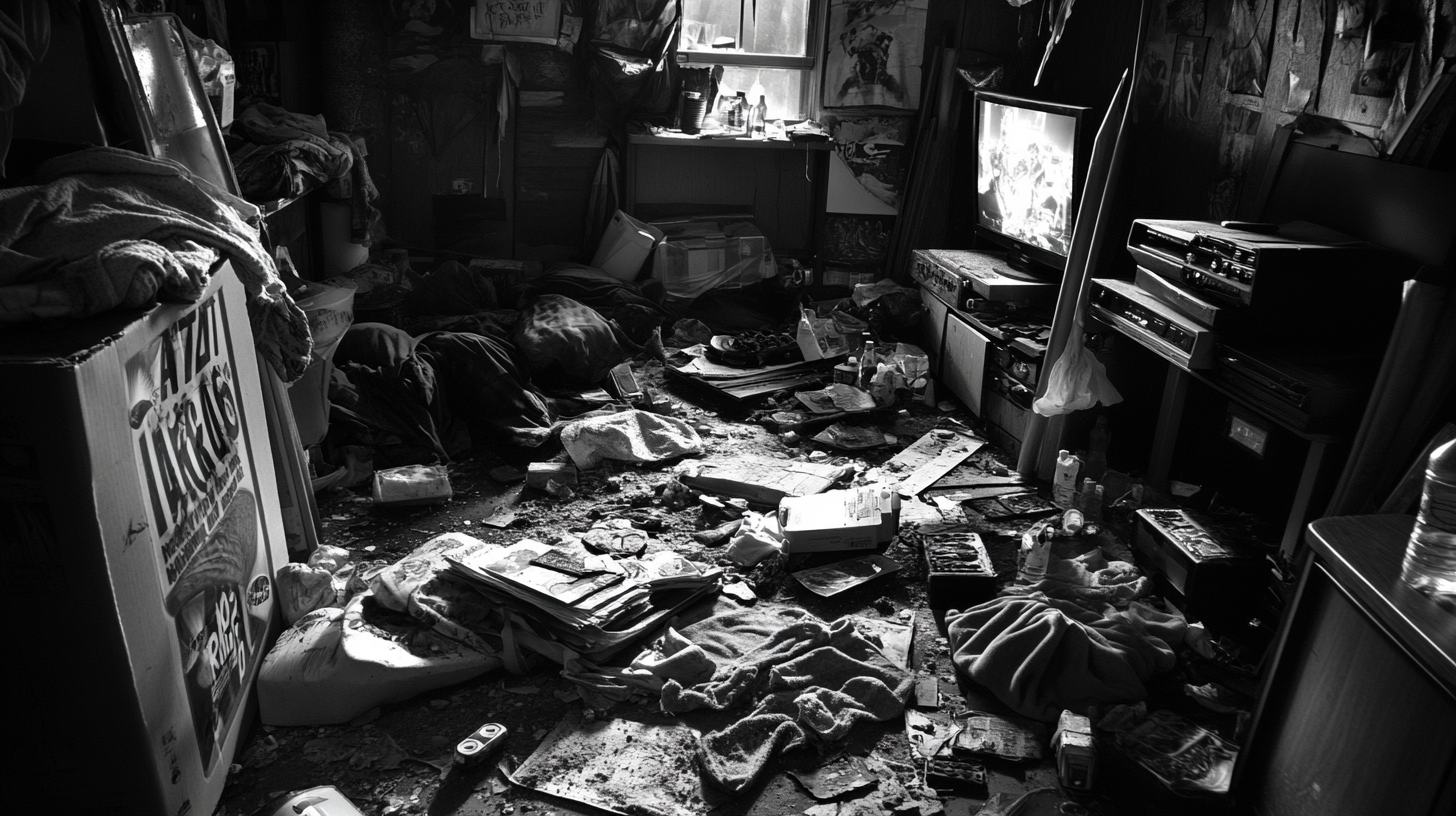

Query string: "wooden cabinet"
[[622, 133, 830, 264], [1235, 515, 1456, 816]]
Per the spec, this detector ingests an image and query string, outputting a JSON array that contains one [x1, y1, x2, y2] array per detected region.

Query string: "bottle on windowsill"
[[750, 94, 768, 139]]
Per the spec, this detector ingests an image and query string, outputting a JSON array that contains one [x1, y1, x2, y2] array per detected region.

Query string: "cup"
[[679, 91, 706, 134]]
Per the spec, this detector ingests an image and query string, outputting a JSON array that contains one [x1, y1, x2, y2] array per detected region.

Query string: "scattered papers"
[[963, 492, 1061, 521], [812, 423, 893, 450], [669, 345, 808, 380], [954, 712, 1049, 761], [679, 455, 851, 505], [788, 755, 877, 800], [512, 712, 717, 816], [445, 538, 723, 657], [796, 383, 877, 414], [793, 554, 902, 597], [905, 708, 961, 759]]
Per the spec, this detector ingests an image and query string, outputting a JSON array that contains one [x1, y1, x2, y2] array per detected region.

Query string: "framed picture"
[[822, 0, 927, 110]]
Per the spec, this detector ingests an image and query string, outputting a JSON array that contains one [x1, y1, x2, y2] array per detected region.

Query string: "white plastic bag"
[[1033, 334, 1122, 416]]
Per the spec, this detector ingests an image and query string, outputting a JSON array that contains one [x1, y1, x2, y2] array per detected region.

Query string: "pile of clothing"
[[229, 103, 383, 245], [0, 146, 311, 381], [322, 261, 673, 467]]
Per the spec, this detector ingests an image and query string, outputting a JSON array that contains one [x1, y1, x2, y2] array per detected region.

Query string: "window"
[[679, 0, 823, 120]]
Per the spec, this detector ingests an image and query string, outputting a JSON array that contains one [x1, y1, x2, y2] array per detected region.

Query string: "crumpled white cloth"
[[559, 408, 702, 469]]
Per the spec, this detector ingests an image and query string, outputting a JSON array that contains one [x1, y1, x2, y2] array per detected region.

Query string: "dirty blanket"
[[944, 592, 1185, 722], [330, 322, 561, 462], [648, 604, 913, 793], [0, 146, 310, 380]]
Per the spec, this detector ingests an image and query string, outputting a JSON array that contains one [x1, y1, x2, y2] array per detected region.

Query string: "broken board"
[[511, 711, 724, 816], [885, 429, 986, 497], [680, 455, 852, 505]]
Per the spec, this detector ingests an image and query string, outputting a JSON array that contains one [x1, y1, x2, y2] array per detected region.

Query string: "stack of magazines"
[[446, 538, 722, 661]]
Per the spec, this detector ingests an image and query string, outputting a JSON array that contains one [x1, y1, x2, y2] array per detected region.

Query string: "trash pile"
[[227, 217, 1265, 816]]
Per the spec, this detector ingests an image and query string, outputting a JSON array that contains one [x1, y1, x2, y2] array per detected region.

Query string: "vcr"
[[1126, 219, 1409, 331]]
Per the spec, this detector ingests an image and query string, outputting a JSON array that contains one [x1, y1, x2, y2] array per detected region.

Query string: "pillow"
[[512, 294, 633, 386]]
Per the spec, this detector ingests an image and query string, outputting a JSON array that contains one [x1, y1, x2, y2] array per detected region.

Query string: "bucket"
[[288, 282, 355, 446]]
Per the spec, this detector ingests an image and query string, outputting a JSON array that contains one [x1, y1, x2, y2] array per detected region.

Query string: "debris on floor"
[[217, 327, 1252, 816]]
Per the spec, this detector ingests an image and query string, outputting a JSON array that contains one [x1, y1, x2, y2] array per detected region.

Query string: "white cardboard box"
[[778, 486, 901, 555], [2, 263, 289, 816], [591, 210, 663, 281]]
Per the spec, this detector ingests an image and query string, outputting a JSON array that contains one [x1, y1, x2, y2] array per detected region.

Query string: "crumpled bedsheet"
[[640, 604, 913, 793], [945, 592, 1186, 722], [0, 146, 311, 381]]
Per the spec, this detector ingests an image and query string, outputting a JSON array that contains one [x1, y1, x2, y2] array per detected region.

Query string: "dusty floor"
[[213, 359, 1239, 816]]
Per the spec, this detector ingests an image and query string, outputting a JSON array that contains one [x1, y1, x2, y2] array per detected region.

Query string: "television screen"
[[975, 93, 1086, 267]]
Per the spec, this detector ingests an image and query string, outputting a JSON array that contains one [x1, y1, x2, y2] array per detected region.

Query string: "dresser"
[[1234, 515, 1456, 816]]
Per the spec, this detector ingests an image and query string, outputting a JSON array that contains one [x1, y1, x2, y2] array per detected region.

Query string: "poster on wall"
[[1220, 0, 1275, 96], [822, 0, 927, 110], [825, 113, 911, 212], [1136, 37, 1174, 122], [1208, 99, 1263, 219], [1169, 35, 1209, 121], [471, 0, 563, 45], [1166, 0, 1207, 34], [126, 287, 274, 774]]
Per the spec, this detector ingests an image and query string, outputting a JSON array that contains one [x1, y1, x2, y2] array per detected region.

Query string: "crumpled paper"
[[560, 409, 703, 469]]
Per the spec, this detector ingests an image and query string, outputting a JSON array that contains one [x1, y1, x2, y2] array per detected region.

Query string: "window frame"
[[675, 0, 828, 120]]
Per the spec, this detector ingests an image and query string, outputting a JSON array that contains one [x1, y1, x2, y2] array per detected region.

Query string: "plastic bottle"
[[858, 340, 877, 390], [750, 94, 768, 139], [732, 91, 748, 130], [1085, 416, 1110, 481], [1052, 450, 1081, 507], [1401, 438, 1456, 595], [1019, 521, 1054, 582], [1078, 478, 1104, 524]]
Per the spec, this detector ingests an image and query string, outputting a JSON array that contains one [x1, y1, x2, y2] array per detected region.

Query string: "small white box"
[[777, 486, 902, 555], [591, 210, 663, 281]]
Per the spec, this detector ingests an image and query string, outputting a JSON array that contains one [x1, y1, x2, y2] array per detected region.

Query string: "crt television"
[[973, 91, 1092, 277]]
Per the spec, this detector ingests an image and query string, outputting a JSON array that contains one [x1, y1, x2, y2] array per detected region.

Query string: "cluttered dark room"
[[4, 1, 1455, 815]]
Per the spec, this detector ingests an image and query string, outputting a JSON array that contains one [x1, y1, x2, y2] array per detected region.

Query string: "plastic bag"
[[1032, 336, 1122, 416]]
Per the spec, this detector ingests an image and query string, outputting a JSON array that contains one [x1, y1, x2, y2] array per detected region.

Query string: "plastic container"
[[1052, 450, 1081, 507], [858, 340, 877, 390], [1019, 521, 1054, 582], [287, 282, 355, 447], [1078, 478, 1104, 523], [679, 90, 706, 134], [1401, 438, 1456, 595], [591, 210, 663, 281]]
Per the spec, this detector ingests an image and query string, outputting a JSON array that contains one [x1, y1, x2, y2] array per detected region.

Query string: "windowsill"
[[627, 129, 831, 149]]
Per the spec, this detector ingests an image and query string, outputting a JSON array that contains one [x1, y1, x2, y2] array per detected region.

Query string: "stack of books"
[[446, 539, 722, 661]]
